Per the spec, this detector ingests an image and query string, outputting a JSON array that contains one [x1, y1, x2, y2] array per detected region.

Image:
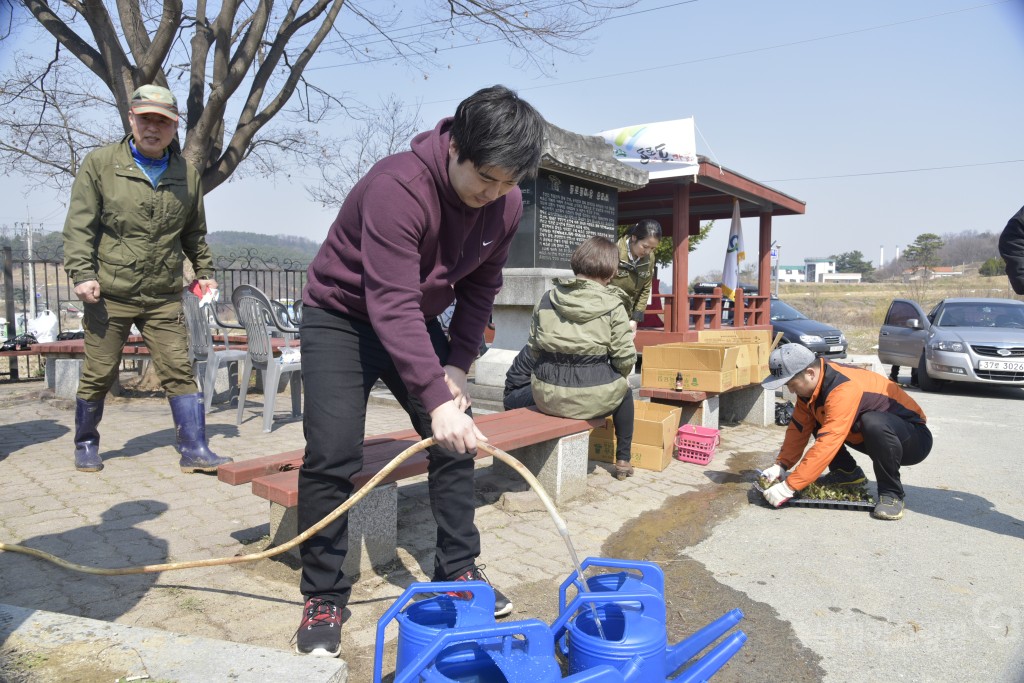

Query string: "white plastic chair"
[[181, 292, 247, 414], [231, 284, 302, 432]]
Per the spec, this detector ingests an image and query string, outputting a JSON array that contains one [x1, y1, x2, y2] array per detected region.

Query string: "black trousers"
[[503, 382, 634, 462], [297, 306, 479, 607], [829, 412, 932, 500]]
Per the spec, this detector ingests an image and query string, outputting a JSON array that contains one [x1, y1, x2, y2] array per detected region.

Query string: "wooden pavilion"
[[616, 155, 806, 351]]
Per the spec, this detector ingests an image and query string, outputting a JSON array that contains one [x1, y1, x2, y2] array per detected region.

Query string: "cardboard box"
[[633, 401, 682, 449], [642, 342, 750, 391], [587, 402, 681, 472], [754, 363, 770, 384], [696, 330, 773, 378], [696, 329, 771, 346], [642, 365, 736, 392], [589, 434, 674, 472], [643, 343, 742, 373]]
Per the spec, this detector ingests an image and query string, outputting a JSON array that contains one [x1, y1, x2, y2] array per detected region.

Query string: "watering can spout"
[[674, 631, 748, 683], [665, 608, 744, 672]]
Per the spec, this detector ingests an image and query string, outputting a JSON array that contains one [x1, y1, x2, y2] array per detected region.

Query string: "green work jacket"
[[62, 136, 214, 303], [608, 236, 655, 323], [527, 277, 637, 420]]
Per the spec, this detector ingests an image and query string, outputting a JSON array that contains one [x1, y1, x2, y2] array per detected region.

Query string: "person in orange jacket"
[[759, 344, 932, 520]]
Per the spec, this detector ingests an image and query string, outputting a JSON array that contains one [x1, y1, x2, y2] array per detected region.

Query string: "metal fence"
[[1, 245, 308, 339]]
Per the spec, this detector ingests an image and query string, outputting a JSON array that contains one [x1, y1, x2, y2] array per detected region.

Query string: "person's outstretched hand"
[[763, 480, 796, 508], [761, 463, 787, 482]]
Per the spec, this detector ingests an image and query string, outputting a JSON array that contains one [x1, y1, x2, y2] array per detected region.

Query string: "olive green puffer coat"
[[527, 277, 637, 419], [62, 136, 214, 304]]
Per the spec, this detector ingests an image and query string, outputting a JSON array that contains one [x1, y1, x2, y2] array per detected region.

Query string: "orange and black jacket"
[[777, 359, 927, 491]]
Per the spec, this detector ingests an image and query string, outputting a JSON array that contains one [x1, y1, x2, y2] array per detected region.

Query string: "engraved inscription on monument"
[[511, 171, 618, 269]]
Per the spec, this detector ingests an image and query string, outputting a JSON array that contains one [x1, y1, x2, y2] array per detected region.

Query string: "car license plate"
[[829, 345, 844, 353], [978, 360, 1024, 371]]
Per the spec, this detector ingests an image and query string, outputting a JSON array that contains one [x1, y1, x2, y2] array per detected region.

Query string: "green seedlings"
[[800, 481, 871, 502], [757, 475, 872, 503]]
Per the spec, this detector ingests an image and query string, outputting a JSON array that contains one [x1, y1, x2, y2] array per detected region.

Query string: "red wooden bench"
[[218, 407, 604, 573], [32, 337, 152, 397]]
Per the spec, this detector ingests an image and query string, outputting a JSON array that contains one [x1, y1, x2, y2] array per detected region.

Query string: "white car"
[[878, 297, 1024, 391]]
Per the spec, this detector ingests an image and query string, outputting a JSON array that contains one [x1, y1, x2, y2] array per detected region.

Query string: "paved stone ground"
[[0, 377, 781, 681]]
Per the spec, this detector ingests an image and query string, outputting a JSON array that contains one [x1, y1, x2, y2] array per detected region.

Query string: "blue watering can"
[[394, 619, 627, 683], [559, 557, 665, 606], [551, 590, 747, 682], [374, 581, 496, 683]]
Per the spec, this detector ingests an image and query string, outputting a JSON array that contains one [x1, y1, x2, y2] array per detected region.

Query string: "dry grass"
[[779, 272, 1022, 355]]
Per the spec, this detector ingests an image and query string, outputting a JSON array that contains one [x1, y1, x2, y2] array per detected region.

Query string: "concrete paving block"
[[268, 482, 398, 575], [0, 602, 347, 682]]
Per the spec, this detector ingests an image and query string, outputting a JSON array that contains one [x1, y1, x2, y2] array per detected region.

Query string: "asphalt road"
[[676, 372, 1024, 682]]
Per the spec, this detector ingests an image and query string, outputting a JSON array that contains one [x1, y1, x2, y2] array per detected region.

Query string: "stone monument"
[[472, 122, 647, 402]]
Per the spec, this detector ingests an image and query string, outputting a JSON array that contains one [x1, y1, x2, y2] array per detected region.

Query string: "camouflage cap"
[[130, 84, 178, 121]]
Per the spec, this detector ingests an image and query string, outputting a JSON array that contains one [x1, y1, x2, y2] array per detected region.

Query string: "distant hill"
[[205, 231, 321, 266]]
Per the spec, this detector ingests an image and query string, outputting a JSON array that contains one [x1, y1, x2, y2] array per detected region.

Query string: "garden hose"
[[0, 439, 570, 576]]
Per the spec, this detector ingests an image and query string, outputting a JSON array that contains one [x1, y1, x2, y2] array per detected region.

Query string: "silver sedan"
[[878, 297, 1024, 391]]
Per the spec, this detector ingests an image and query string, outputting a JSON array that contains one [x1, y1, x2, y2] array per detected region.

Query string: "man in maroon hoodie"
[[295, 85, 545, 657]]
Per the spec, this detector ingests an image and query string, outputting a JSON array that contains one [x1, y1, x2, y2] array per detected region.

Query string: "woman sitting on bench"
[[513, 236, 637, 480]]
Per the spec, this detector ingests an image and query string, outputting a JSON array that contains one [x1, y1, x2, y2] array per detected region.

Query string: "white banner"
[[597, 117, 699, 179]]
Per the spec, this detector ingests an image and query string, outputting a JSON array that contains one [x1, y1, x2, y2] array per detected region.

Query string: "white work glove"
[[761, 463, 787, 483], [763, 480, 796, 508]]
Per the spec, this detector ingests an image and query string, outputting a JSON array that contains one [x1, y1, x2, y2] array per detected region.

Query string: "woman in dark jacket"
[[609, 220, 662, 333]]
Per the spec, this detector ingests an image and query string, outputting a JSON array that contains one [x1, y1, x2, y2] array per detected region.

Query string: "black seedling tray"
[[752, 481, 875, 511]]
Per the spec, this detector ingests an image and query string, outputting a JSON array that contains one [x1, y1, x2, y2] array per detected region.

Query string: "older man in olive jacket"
[[62, 84, 230, 475]]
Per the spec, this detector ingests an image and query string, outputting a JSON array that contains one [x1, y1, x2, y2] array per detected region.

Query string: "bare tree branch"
[[7, 0, 637, 196], [308, 94, 421, 207]]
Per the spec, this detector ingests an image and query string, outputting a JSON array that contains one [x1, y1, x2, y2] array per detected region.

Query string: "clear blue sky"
[[2, 0, 1022, 280]]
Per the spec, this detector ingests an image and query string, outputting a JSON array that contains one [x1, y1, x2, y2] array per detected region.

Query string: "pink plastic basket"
[[674, 425, 720, 466]]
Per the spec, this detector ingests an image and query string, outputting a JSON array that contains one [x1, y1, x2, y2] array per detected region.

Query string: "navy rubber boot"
[[169, 392, 233, 473], [73, 398, 105, 472]]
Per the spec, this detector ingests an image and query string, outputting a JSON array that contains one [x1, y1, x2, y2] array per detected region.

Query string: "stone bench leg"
[[268, 482, 398, 575], [670, 395, 720, 430], [491, 432, 590, 506], [49, 357, 121, 399], [720, 385, 772, 427]]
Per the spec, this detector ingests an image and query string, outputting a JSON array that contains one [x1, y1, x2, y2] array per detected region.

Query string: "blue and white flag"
[[721, 200, 746, 301]]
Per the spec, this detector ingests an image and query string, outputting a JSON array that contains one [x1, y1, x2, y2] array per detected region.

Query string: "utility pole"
[[18, 220, 41, 321]]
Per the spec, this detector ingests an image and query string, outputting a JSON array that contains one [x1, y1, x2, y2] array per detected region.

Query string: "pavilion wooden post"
[[671, 183, 691, 333], [758, 211, 773, 299]]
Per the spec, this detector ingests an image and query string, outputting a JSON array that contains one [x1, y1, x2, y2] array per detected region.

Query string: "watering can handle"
[[558, 557, 665, 608], [372, 580, 494, 683], [549, 590, 663, 651], [394, 619, 553, 683]]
